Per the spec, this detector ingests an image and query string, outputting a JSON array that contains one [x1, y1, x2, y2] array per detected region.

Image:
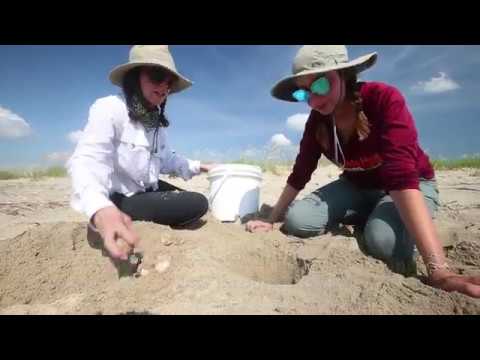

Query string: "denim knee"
[[283, 197, 329, 238], [363, 217, 397, 261]]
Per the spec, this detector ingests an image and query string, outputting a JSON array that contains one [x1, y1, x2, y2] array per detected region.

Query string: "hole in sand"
[[227, 248, 311, 285]]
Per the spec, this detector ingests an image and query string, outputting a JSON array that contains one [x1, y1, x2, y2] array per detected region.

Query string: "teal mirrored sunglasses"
[[292, 76, 330, 102]]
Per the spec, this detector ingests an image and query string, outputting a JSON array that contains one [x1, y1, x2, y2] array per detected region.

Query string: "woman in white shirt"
[[67, 45, 213, 261]]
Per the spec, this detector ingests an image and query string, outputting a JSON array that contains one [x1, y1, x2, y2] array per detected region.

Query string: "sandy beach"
[[1, 165, 480, 315]]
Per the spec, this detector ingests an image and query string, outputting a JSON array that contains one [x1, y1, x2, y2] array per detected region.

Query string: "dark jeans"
[[110, 180, 209, 227]]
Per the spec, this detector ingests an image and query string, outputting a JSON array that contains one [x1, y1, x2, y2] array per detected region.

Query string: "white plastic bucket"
[[207, 164, 263, 222]]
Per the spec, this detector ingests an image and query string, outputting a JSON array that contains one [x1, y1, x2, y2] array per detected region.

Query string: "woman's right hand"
[[246, 219, 274, 233], [427, 269, 480, 298], [246, 185, 299, 234], [93, 206, 140, 260]]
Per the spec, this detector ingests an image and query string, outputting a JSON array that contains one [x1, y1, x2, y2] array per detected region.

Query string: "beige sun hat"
[[109, 45, 193, 94], [271, 45, 377, 102]]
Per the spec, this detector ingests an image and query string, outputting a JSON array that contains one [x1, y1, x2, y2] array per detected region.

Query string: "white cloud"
[[266, 134, 298, 163], [270, 133, 292, 147], [0, 106, 32, 139], [286, 113, 309, 132], [67, 130, 83, 144], [411, 72, 460, 94], [45, 152, 71, 164]]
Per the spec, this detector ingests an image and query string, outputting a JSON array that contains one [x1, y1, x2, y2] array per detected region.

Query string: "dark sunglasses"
[[144, 67, 174, 85]]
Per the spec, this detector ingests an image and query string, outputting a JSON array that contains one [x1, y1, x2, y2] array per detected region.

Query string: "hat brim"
[[109, 62, 193, 94], [271, 52, 378, 102]]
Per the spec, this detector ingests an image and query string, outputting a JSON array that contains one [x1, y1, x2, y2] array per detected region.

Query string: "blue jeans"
[[283, 177, 440, 275]]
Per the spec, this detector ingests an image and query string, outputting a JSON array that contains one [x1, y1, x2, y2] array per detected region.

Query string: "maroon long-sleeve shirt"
[[287, 81, 435, 192]]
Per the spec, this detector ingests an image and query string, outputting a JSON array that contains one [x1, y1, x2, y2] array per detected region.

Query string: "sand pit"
[[1, 166, 480, 314]]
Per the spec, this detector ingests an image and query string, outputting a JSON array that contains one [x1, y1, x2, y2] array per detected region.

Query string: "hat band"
[[295, 53, 348, 73]]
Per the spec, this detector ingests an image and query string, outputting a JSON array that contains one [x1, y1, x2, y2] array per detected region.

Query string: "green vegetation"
[[2, 156, 479, 181], [0, 166, 68, 181], [431, 156, 480, 170], [233, 158, 299, 175]]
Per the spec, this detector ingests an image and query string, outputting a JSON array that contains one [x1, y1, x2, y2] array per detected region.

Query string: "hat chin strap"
[[332, 115, 346, 168]]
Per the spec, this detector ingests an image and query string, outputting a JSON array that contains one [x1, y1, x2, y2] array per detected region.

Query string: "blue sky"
[[0, 45, 479, 169]]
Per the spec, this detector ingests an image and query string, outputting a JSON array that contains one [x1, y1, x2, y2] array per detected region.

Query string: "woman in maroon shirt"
[[247, 45, 480, 298]]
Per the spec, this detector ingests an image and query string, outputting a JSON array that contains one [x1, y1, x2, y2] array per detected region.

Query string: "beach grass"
[[2, 156, 480, 181], [0, 166, 68, 181], [233, 158, 288, 175], [431, 156, 480, 170], [233, 156, 335, 174]]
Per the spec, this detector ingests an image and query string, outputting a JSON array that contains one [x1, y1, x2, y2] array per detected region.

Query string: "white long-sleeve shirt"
[[66, 95, 201, 220]]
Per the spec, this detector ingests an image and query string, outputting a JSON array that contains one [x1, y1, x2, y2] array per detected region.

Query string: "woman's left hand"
[[428, 270, 480, 298], [200, 163, 220, 173]]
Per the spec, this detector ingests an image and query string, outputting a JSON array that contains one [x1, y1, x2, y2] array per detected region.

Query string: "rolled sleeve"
[[163, 153, 201, 180], [80, 188, 115, 220], [159, 131, 201, 180]]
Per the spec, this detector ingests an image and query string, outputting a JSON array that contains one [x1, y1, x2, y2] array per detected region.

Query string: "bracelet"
[[425, 254, 451, 276]]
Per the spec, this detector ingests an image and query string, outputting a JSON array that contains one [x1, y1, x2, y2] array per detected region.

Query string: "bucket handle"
[[208, 172, 231, 205]]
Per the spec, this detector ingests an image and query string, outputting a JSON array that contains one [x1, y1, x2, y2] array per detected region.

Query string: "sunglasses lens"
[[292, 89, 310, 102], [311, 77, 330, 95], [148, 68, 170, 84]]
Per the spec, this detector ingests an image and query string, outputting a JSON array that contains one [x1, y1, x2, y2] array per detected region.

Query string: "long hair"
[[315, 69, 370, 151], [121, 67, 170, 127]]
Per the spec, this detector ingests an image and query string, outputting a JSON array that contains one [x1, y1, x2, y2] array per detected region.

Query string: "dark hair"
[[342, 68, 359, 101], [315, 69, 370, 151], [121, 67, 170, 127]]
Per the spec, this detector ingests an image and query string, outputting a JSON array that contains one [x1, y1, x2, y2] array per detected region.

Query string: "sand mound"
[[1, 216, 479, 315]]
